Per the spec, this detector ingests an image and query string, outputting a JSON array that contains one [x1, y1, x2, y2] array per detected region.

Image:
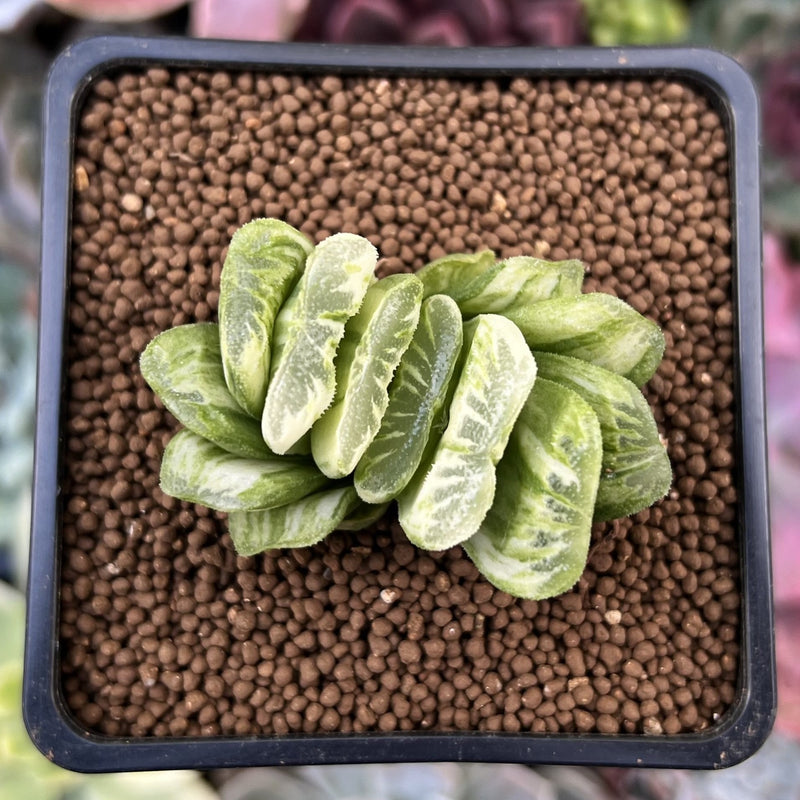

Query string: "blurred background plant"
[[0, 36, 42, 588], [1, 0, 798, 798], [689, 0, 800, 249]]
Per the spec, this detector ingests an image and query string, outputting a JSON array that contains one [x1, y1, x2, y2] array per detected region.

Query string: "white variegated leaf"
[[505, 292, 665, 386], [261, 232, 378, 454], [159, 429, 328, 512], [228, 486, 360, 555], [311, 274, 423, 479], [219, 218, 313, 417], [398, 314, 537, 550], [464, 378, 602, 600], [355, 294, 463, 504], [534, 351, 672, 521], [140, 323, 273, 459]]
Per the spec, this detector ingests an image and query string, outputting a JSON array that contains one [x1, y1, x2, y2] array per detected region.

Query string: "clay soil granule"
[[60, 68, 740, 738]]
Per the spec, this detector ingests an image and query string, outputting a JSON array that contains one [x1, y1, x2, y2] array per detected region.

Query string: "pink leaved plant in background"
[[763, 53, 800, 181], [187, 0, 589, 66], [764, 232, 800, 738], [288, 0, 586, 46], [191, 0, 310, 42]]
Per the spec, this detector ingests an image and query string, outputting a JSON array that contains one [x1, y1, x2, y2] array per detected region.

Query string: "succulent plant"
[[581, 0, 687, 45], [0, 263, 36, 585], [0, 39, 44, 275], [291, 0, 587, 46], [142, 219, 669, 601]]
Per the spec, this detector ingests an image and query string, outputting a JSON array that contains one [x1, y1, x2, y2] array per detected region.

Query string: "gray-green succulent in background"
[[214, 762, 564, 800], [0, 39, 43, 275], [0, 262, 36, 584], [582, 0, 688, 45], [0, 38, 44, 585]]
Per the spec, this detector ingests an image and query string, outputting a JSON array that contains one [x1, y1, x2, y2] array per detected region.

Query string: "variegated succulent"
[[141, 218, 671, 600]]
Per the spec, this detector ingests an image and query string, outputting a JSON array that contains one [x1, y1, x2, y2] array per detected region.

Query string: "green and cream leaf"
[[218, 218, 313, 417], [458, 256, 584, 316], [337, 501, 391, 531], [139, 323, 273, 459], [355, 293, 464, 504], [534, 351, 672, 521], [504, 292, 665, 386], [261, 232, 378, 454], [464, 378, 602, 600], [159, 429, 329, 512], [397, 314, 538, 550], [311, 274, 423, 478], [228, 485, 360, 555], [416, 250, 496, 299]]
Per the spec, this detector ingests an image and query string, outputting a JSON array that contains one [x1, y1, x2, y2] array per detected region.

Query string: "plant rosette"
[[141, 217, 672, 601]]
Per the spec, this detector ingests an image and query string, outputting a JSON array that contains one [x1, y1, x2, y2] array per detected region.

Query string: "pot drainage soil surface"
[[59, 68, 739, 738]]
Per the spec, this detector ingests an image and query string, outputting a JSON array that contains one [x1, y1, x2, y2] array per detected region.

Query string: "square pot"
[[24, 36, 774, 772]]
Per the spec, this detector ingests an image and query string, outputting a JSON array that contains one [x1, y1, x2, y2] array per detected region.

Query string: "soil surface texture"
[[60, 68, 739, 738]]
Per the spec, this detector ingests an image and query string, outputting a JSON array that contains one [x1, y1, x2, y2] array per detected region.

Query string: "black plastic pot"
[[24, 36, 774, 773]]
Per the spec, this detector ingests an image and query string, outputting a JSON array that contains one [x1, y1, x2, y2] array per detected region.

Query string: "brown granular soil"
[[60, 68, 739, 738]]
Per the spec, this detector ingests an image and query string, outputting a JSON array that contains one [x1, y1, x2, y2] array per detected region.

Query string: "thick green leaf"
[[464, 378, 602, 600], [416, 250, 496, 298], [417, 251, 583, 318], [398, 314, 537, 550], [140, 323, 273, 459], [262, 232, 378, 454], [159, 429, 329, 512], [534, 351, 672, 521], [354, 293, 463, 503], [228, 485, 360, 555], [219, 218, 313, 418], [504, 292, 665, 386], [458, 256, 584, 316], [311, 274, 423, 478]]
